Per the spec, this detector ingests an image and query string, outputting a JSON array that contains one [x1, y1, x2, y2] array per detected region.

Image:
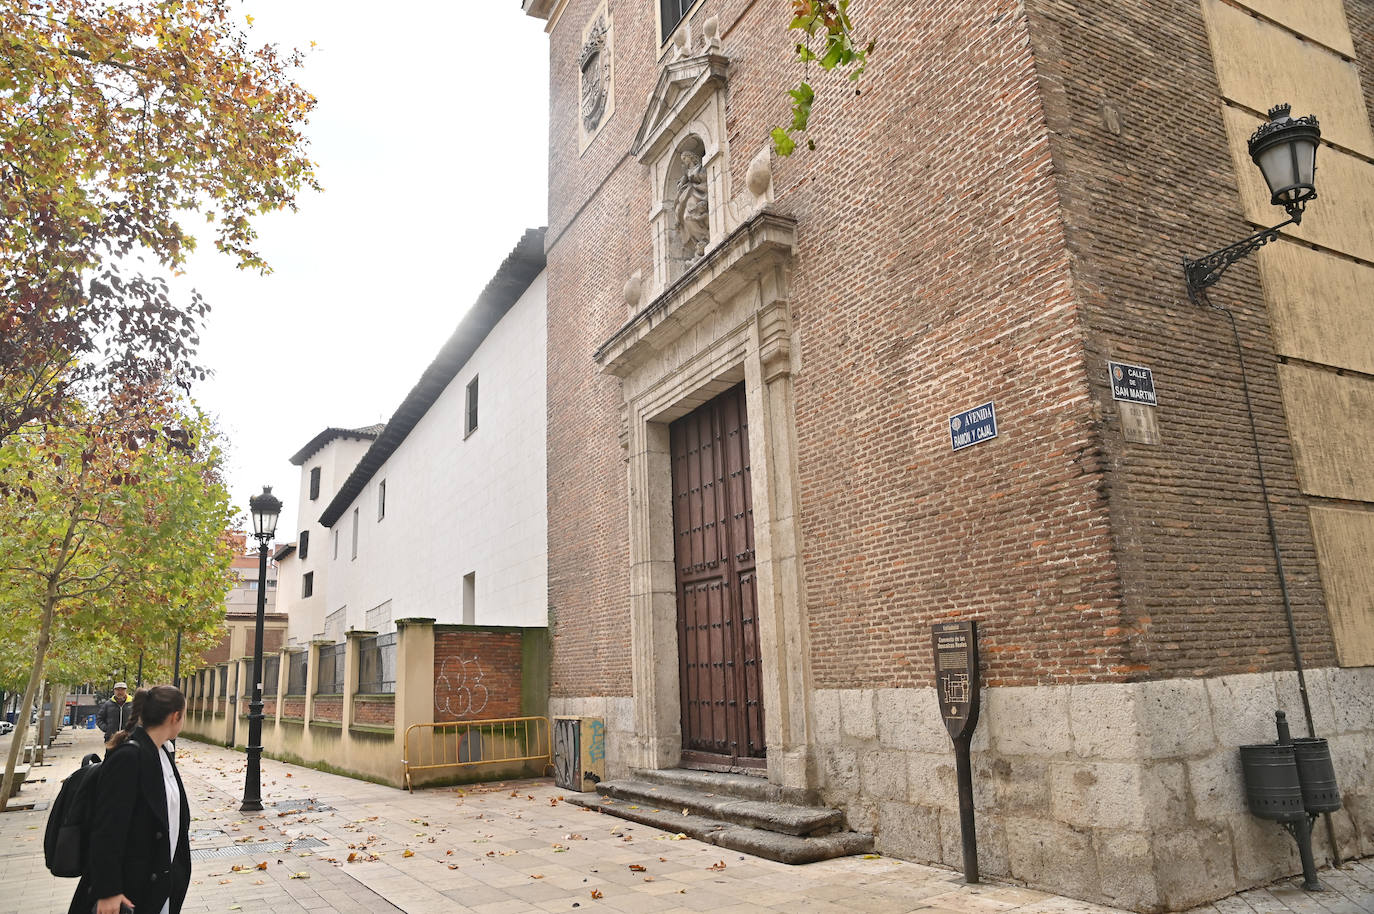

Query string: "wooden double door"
[[669, 383, 766, 770]]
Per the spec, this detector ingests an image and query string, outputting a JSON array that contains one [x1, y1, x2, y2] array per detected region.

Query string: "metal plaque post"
[[933, 620, 981, 884]]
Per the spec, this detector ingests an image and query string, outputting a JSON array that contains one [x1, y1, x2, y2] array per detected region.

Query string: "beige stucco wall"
[[1225, 0, 1355, 57], [1207, 1, 1374, 670], [1309, 507, 1374, 667], [1257, 241, 1374, 376], [1276, 364, 1374, 502], [1204, 0, 1372, 156]]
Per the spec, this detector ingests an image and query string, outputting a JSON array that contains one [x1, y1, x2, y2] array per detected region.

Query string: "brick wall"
[[353, 697, 395, 727], [311, 697, 342, 723], [541, 0, 1352, 697], [543, 0, 1123, 692], [281, 697, 306, 720], [1021, 0, 1338, 677], [433, 629, 524, 721]]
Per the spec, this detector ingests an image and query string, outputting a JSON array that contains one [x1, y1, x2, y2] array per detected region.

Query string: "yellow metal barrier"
[[402, 716, 551, 791]]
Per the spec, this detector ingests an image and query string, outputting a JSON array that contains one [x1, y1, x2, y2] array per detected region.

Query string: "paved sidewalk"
[[1, 728, 1369, 914]]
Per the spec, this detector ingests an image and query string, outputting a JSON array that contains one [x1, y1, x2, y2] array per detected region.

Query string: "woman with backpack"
[[68, 685, 191, 914]]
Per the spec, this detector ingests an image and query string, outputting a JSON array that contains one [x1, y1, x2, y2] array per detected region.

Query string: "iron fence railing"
[[261, 654, 280, 697], [357, 632, 397, 694], [316, 643, 345, 695], [286, 651, 308, 696]]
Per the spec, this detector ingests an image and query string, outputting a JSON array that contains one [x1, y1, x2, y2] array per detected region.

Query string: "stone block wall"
[[816, 668, 1373, 911]]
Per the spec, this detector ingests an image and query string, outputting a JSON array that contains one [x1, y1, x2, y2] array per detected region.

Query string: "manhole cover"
[[190, 836, 328, 862]]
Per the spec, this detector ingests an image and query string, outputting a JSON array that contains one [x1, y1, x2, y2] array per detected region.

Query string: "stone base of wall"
[[815, 668, 1373, 912], [548, 696, 634, 785]]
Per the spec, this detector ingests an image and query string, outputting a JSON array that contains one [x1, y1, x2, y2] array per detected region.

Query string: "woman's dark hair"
[[108, 685, 185, 749]]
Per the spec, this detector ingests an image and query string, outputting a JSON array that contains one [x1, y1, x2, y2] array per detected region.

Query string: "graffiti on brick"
[[434, 655, 489, 719]]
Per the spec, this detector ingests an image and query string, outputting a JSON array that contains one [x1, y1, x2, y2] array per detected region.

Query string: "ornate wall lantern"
[[1183, 104, 1321, 300]]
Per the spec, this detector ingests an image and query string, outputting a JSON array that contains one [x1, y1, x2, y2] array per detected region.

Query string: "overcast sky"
[[177, 3, 549, 539]]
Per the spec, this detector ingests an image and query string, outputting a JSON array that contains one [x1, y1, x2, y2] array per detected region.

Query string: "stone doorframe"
[[594, 213, 816, 790]]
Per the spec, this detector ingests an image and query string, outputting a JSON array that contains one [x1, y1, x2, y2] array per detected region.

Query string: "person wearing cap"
[[96, 683, 133, 742]]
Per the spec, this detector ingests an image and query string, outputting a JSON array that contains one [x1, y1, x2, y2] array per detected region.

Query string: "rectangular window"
[[465, 376, 479, 437], [309, 467, 321, 500], [302, 572, 313, 598], [299, 529, 310, 560], [462, 571, 476, 625], [377, 480, 386, 521], [351, 507, 359, 560], [660, 0, 693, 43], [332, 528, 339, 560]]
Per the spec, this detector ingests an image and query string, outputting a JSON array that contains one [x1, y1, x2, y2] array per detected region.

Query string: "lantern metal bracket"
[[1183, 213, 1299, 303]]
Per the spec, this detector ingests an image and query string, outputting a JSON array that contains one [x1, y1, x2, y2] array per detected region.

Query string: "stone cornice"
[[632, 53, 729, 161], [594, 211, 796, 378]]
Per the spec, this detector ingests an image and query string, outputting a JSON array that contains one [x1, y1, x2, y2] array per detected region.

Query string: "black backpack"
[[44, 752, 104, 877]]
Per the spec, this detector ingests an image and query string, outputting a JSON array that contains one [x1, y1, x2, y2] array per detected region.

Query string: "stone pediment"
[[632, 53, 728, 162]]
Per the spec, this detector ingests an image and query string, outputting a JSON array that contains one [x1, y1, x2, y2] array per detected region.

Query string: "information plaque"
[[932, 619, 981, 883], [933, 620, 980, 740]]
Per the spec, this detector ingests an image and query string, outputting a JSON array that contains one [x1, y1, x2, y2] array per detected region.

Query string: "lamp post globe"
[[249, 486, 282, 540], [1248, 103, 1321, 220], [240, 485, 282, 812]]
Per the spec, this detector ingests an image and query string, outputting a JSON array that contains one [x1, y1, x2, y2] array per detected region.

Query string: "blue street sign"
[[1108, 361, 1158, 406], [950, 401, 997, 452]]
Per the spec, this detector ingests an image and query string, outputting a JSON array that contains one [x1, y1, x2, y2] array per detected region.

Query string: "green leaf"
[[771, 127, 796, 157]]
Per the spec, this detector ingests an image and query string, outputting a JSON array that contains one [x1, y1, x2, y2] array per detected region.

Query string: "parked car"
[[0, 720, 13, 735]]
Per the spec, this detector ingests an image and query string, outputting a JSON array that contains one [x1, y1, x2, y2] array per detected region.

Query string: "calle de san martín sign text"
[[1108, 361, 1158, 406], [949, 401, 997, 452]]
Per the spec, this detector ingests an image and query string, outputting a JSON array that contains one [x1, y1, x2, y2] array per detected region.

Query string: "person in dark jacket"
[[69, 685, 191, 914], [95, 683, 133, 741]]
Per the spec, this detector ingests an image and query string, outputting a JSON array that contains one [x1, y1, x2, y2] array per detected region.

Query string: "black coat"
[[69, 728, 191, 914], [95, 699, 133, 738]]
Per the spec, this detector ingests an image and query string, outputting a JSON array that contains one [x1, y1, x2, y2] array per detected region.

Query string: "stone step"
[[627, 767, 820, 806], [565, 793, 873, 865], [593, 778, 843, 836]]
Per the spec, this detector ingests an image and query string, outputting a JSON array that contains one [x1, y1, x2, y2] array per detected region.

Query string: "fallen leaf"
[[255, 862, 267, 871], [643, 876, 655, 882], [290, 872, 309, 879], [708, 860, 727, 871], [628, 864, 646, 872], [682, 808, 690, 816], [530, 873, 544, 879], [447, 864, 459, 870], [671, 834, 687, 841], [402, 849, 415, 858], [862, 853, 882, 859], [590, 889, 603, 900]]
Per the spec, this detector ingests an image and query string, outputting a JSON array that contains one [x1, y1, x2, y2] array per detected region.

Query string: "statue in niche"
[[674, 148, 710, 261]]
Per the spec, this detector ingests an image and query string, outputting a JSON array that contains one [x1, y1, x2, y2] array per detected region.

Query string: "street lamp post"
[[240, 485, 281, 813]]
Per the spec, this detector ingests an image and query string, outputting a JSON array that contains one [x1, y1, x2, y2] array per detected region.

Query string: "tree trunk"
[[0, 590, 56, 811]]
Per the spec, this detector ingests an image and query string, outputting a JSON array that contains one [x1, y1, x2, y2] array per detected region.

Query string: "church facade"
[[524, 1, 1374, 908]]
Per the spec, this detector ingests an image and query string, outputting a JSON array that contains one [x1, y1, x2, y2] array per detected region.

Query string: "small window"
[[377, 480, 386, 521], [351, 507, 359, 560], [332, 528, 339, 560], [465, 376, 479, 437], [309, 467, 321, 500], [462, 572, 476, 625], [660, 0, 694, 43], [302, 572, 314, 598], [299, 530, 310, 560]]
